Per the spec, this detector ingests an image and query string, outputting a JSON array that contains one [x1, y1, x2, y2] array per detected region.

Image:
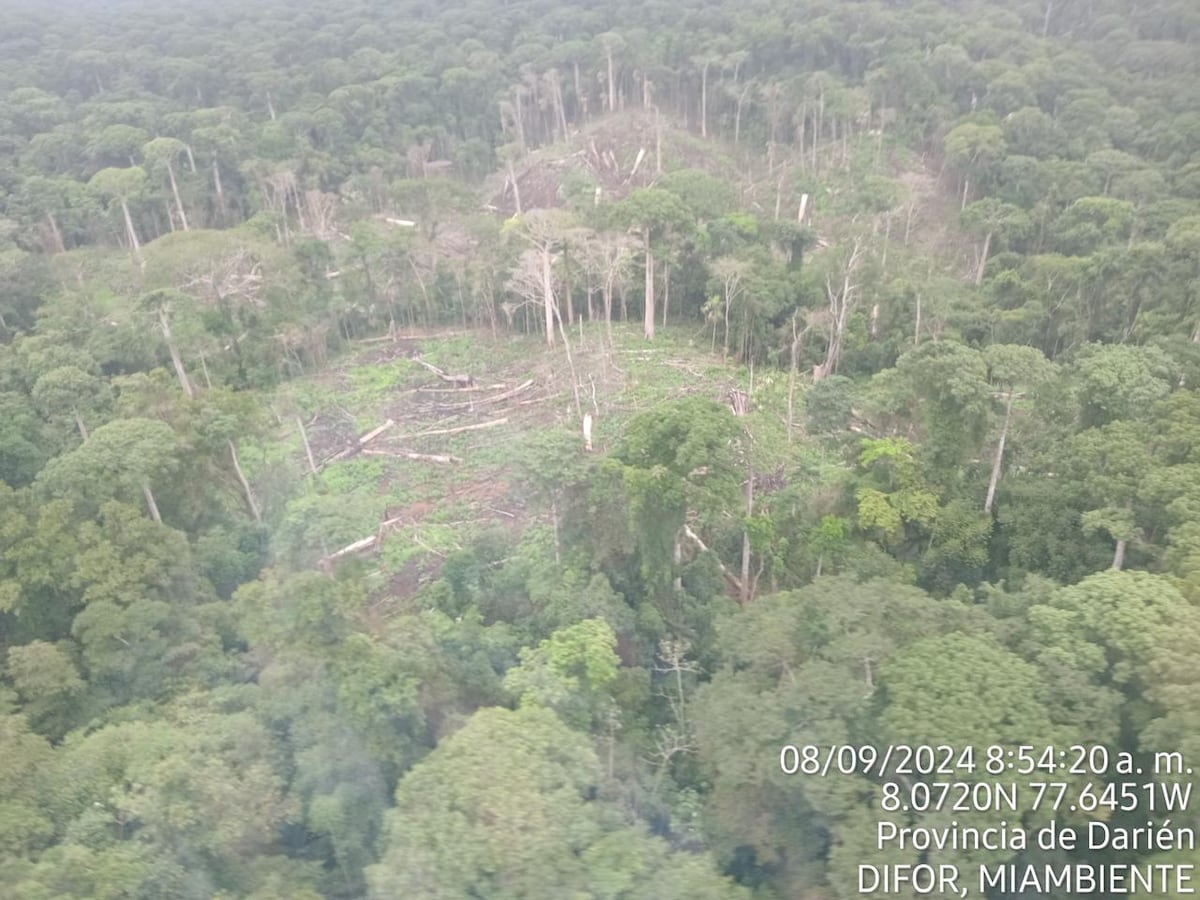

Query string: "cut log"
[[433, 379, 535, 411], [416, 383, 508, 394], [327, 534, 378, 560], [362, 449, 462, 464], [316, 419, 396, 470], [412, 417, 509, 438], [358, 419, 395, 446]]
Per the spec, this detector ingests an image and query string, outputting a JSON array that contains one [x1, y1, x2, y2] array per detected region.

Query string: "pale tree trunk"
[[166, 158, 189, 231], [74, 408, 89, 441], [975, 230, 993, 286], [541, 242, 555, 346], [508, 164, 522, 215], [563, 245, 574, 327], [142, 483, 162, 523], [673, 533, 683, 592], [552, 71, 569, 141], [602, 276, 613, 329], [700, 62, 709, 138], [786, 317, 803, 442], [552, 289, 584, 418], [297, 416, 317, 474], [159, 308, 195, 399], [47, 212, 65, 253], [643, 232, 655, 340], [229, 440, 262, 524], [1112, 538, 1126, 570], [551, 500, 561, 564], [735, 87, 748, 146], [740, 461, 754, 605], [821, 239, 864, 378], [655, 106, 663, 174], [606, 50, 616, 113], [212, 159, 227, 225], [723, 289, 732, 361], [661, 262, 670, 328], [984, 390, 1013, 514], [120, 198, 142, 262], [573, 62, 584, 122]]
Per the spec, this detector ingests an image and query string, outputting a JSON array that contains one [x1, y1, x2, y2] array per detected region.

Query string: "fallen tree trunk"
[[435, 379, 535, 411], [327, 534, 378, 560], [683, 523, 742, 592], [358, 419, 395, 445], [413, 356, 474, 387], [317, 419, 397, 469], [362, 449, 462, 464], [415, 383, 508, 394], [412, 417, 509, 438]]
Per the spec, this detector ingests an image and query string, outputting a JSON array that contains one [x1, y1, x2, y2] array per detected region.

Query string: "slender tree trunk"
[[786, 317, 801, 442], [723, 286, 732, 361], [655, 106, 663, 174], [740, 463, 754, 605], [46, 212, 65, 253], [142, 482, 162, 523], [553, 71, 569, 140], [563, 245, 574, 326], [661, 262, 670, 328], [297, 416, 317, 474], [120, 198, 142, 262], [606, 51, 616, 113], [159, 309, 195, 399], [673, 532, 683, 592], [643, 232, 655, 340], [185, 143, 197, 173], [213, 159, 226, 224], [700, 63, 709, 138], [975, 230, 993, 286], [541, 242, 555, 346], [508, 163, 522, 215], [729, 88, 739, 146], [984, 390, 1013, 514], [73, 408, 89, 441], [603, 274, 614, 348], [167, 159, 189, 231], [229, 440, 262, 524], [1112, 538, 1126, 570], [573, 61, 584, 122], [553, 290, 583, 418]]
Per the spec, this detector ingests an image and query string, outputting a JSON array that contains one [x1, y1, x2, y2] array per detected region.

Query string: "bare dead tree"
[[814, 235, 866, 381]]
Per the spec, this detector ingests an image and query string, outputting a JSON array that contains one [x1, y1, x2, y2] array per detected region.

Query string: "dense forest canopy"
[[1, 0, 1200, 896]]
